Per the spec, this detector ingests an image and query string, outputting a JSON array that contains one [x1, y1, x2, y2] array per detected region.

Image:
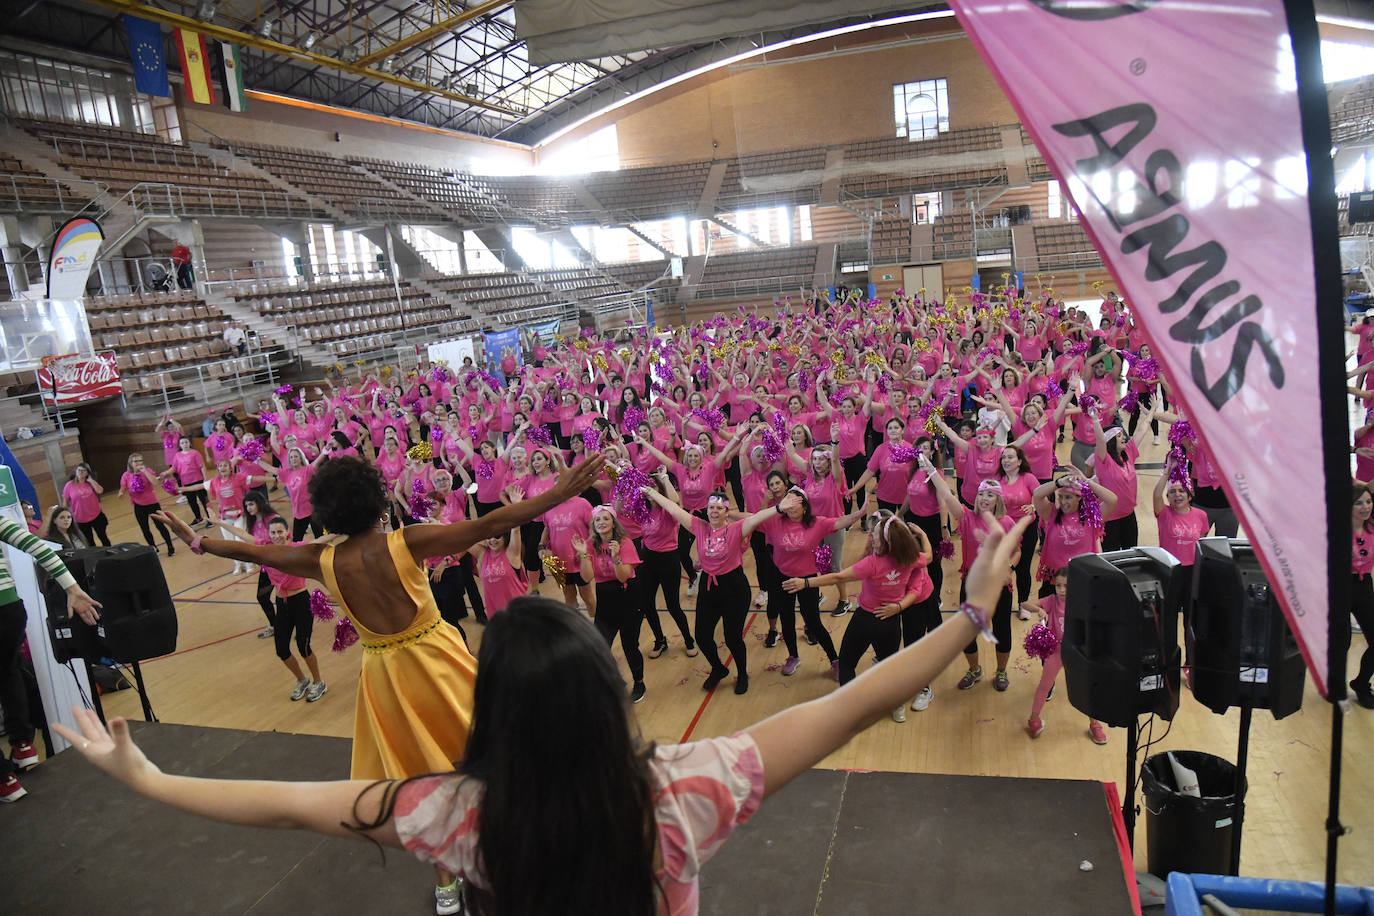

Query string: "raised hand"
[[153, 511, 196, 545], [51, 706, 159, 791]]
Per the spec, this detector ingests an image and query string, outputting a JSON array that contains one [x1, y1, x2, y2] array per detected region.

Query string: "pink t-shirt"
[[904, 470, 941, 517], [1014, 421, 1057, 482], [170, 450, 205, 484], [376, 450, 407, 485], [206, 432, 236, 463], [672, 461, 717, 512], [690, 517, 746, 578], [473, 458, 509, 504], [1040, 511, 1103, 573], [394, 733, 764, 915], [1040, 592, 1067, 641], [62, 479, 103, 523], [589, 537, 640, 585], [851, 553, 931, 612], [866, 444, 914, 504], [641, 504, 681, 554], [121, 471, 160, 507], [1093, 439, 1139, 520], [834, 413, 867, 458], [998, 473, 1038, 520], [542, 498, 594, 568], [958, 510, 1018, 576], [799, 472, 846, 518], [1157, 506, 1211, 567], [759, 514, 836, 576], [265, 564, 307, 593], [277, 465, 315, 519], [479, 547, 527, 615], [209, 472, 249, 519], [740, 471, 770, 514], [958, 443, 1003, 506]]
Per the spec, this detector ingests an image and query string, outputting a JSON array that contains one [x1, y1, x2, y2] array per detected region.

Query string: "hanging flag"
[[174, 27, 216, 106], [46, 217, 104, 300], [216, 41, 247, 112], [122, 15, 169, 98], [945, 0, 1343, 696]]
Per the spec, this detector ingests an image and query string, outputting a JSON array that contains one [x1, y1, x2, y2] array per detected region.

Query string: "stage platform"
[[3, 722, 1138, 914]]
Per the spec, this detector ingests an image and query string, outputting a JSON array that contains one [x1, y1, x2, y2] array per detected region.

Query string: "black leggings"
[[1350, 574, 1374, 690], [1126, 389, 1159, 437], [293, 515, 323, 541], [907, 511, 944, 609], [184, 487, 209, 523], [431, 562, 485, 627], [696, 567, 750, 676], [475, 499, 502, 517], [77, 513, 111, 547], [255, 569, 276, 628], [521, 521, 544, 574], [899, 593, 942, 647], [768, 583, 838, 661], [841, 454, 867, 511], [594, 579, 645, 683], [962, 586, 1013, 656], [272, 591, 314, 661], [639, 546, 692, 643], [837, 610, 903, 684], [676, 521, 698, 582], [751, 530, 780, 596], [725, 460, 745, 509], [1013, 519, 1040, 605], [133, 502, 172, 548], [1101, 513, 1139, 552]]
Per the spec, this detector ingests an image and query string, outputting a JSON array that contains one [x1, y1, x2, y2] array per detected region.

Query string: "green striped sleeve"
[[0, 515, 77, 591]]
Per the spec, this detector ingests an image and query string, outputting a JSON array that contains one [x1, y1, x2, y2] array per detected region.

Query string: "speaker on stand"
[[1063, 546, 1184, 851], [40, 544, 178, 723], [1187, 537, 1305, 874]]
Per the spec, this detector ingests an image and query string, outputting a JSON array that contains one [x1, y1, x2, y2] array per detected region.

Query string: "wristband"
[[959, 601, 995, 643], [189, 536, 205, 555]]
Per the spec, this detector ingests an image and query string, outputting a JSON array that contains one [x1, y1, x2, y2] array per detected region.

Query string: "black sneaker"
[[703, 667, 729, 691], [804, 628, 818, 646], [629, 681, 647, 704], [1351, 680, 1374, 710], [1046, 684, 1055, 702], [764, 630, 779, 648], [647, 637, 669, 659], [734, 674, 750, 695]]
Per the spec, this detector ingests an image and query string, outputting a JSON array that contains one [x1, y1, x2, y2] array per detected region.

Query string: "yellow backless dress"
[[319, 528, 478, 780]]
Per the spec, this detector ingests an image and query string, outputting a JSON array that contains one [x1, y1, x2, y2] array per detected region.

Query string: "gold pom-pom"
[[354, 359, 367, 367], [913, 337, 931, 353], [787, 343, 802, 357], [407, 443, 433, 461], [1056, 322, 1069, 335], [991, 306, 1008, 322], [603, 463, 620, 484], [834, 365, 850, 381], [618, 348, 631, 361], [768, 342, 781, 352], [829, 349, 844, 365], [542, 553, 566, 588], [592, 353, 608, 371], [381, 366, 392, 378], [1091, 280, 1104, 290], [864, 353, 886, 367], [924, 414, 942, 437], [574, 339, 589, 352]]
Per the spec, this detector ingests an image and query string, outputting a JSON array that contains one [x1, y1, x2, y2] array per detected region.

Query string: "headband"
[[1104, 427, 1124, 441], [593, 504, 617, 519], [707, 493, 731, 506], [683, 443, 704, 455], [750, 445, 767, 458], [787, 485, 809, 499], [977, 479, 1003, 494], [811, 447, 833, 459]]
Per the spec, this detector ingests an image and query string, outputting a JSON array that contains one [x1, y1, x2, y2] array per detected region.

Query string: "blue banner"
[[524, 319, 561, 348], [123, 15, 170, 98], [969, 273, 981, 292], [0, 438, 40, 522], [646, 297, 656, 328], [483, 328, 522, 378]]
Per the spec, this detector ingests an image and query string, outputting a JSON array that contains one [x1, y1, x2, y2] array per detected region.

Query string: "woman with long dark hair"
[[152, 453, 604, 915], [39, 505, 87, 552], [55, 515, 1029, 915]]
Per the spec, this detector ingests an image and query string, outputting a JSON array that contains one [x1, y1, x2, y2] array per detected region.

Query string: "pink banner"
[[948, 0, 1330, 694]]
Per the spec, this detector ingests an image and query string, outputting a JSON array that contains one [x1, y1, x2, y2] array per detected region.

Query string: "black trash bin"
[[1141, 751, 1246, 879]]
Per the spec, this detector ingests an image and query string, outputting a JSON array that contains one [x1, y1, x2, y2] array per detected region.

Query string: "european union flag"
[[123, 15, 169, 98]]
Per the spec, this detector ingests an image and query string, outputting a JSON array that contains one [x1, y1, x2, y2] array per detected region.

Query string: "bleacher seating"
[[716, 147, 827, 210], [232, 143, 432, 220], [582, 162, 712, 218], [19, 119, 318, 218], [871, 216, 912, 263], [0, 153, 96, 213], [83, 289, 243, 394], [1331, 75, 1374, 144], [840, 126, 1007, 200], [1033, 223, 1101, 268], [350, 158, 494, 214], [695, 245, 818, 296]]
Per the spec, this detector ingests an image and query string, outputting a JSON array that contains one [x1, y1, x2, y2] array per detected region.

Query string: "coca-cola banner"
[[37, 351, 121, 405], [945, 0, 1334, 694]]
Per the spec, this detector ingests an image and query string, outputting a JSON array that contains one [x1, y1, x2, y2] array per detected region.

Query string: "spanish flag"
[[174, 26, 215, 105]]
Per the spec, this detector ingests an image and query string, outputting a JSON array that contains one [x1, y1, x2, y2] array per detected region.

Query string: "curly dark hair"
[[308, 456, 388, 535]]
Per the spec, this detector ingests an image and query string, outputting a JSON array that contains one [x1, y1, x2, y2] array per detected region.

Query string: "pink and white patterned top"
[[394, 732, 765, 915]]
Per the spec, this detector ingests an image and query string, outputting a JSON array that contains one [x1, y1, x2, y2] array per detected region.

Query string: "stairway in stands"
[[197, 285, 338, 372]]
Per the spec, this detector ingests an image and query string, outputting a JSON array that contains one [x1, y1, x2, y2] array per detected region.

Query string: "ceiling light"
[[301, 30, 321, 51], [464, 83, 479, 96], [195, 0, 218, 21], [339, 44, 359, 63], [257, 18, 276, 39]]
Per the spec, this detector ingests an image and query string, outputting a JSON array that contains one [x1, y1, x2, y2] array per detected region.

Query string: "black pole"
[[130, 659, 157, 723], [82, 657, 106, 726], [1230, 704, 1252, 876], [1281, 3, 1354, 912], [1124, 716, 1139, 851]]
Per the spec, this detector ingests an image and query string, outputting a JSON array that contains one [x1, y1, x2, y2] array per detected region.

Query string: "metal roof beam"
[[355, 0, 511, 66]]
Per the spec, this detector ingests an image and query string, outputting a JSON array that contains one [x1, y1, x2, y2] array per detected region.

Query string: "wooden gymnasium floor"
[[78, 435, 1371, 887]]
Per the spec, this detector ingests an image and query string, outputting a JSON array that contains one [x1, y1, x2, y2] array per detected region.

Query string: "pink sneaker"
[[1027, 717, 1045, 738], [782, 656, 801, 676], [1089, 722, 1108, 745]]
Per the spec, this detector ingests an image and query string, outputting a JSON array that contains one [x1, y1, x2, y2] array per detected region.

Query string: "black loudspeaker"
[[1187, 538, 1305, 720], [1063, 547, 1183, 727], [41, 544, 177, 663], [1349, 190, 1374, 224]]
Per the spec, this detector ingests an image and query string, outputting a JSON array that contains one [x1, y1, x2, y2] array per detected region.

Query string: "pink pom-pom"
[[1078, 394, 1098, 415], [1042, 379, 1063, 401], [162, 431, 179, 449], [431, 426, 444, 444], [332, 617, 359, 652], [582, 427, 602, 452], [1065, 340, 1089, 357], [814, 543, 834, 575], [937, 539, 955, 560], [1168, 420, 1195, 446], [541, 392, 558, 413], [1078, 480, 1104, 530], [409, 494, 433, 521], [275, 384, 293, 397], [430, 365, 450, 384], [258, 411, 279, 428], [526, 425, 553, 447], [309, 589, 335, 621], [237, 437, 264, 463], [128, 473, 149, 496], [620, 404, 646, 437], [876, 374, 890, 394], [1023, 623, 1061, 661], [161, 477, 179, 496], [477, 460, 494, 480], [612, 465, 653, 524], [691, 408, 725, 432], [889, 442, 918, 463], [1119, 391, 1139, 415], [761, 429, 784, 464]]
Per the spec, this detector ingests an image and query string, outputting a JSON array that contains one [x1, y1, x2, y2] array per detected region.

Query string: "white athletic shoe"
[[892, 705, 907, 723], [435, 880, 465, 915], [306, 681, 328, 702], [685, 575, 699, 597], [911, 687, 934, 711], [289, 678, 310, 701], [753, 591, 767, 608]]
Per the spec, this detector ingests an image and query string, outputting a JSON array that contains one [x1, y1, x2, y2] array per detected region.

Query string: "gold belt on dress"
[[361, 618, 443, 654]]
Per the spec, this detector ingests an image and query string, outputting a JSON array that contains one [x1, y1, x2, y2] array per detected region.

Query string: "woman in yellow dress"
[[156, 453, 603, 915]]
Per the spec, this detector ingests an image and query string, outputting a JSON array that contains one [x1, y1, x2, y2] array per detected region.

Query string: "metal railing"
[[685, 272, 823, 301], [0, 174, 108, 214], [1025, 249, 1105, 271], [121, 348, 282, 413], [44, 134, 210, 171], [124, 182, 320, 220]]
